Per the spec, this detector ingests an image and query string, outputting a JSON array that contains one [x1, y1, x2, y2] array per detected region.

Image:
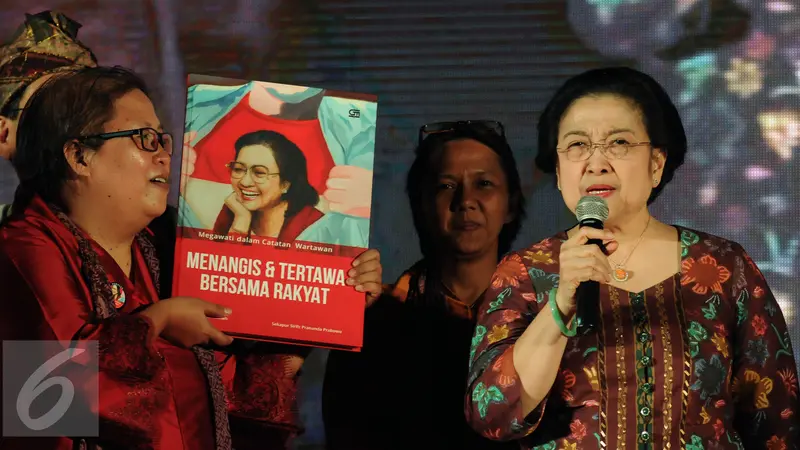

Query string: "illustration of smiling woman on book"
[[212, 129, 322, 240], [178, 76, 377, 249]]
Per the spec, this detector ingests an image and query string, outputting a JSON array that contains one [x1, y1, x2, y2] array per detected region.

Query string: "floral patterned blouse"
[[465, 226, 800, 450]]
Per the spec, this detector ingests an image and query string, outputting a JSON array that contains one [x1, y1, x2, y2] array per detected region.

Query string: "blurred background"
[[0, 0, 797, 448]]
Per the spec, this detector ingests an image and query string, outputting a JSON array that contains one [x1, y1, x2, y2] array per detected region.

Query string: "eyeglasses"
[[226, 161, 280, 183], [557, 140, 652, 161], [418, 120, 505, 145], [78, 127, 173, 155]]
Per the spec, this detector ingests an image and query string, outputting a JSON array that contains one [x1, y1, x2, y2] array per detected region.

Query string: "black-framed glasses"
[[556, 140, 652, 161], [77, 127, 173, 155], [418, 120, 505, 145], [226, 161, 280, 183]]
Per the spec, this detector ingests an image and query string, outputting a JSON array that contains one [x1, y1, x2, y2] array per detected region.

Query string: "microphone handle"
[[576, 220, 606, 334]]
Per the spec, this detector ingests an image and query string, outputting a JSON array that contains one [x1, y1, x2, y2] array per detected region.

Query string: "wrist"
[[548, 289, 577, 337], [555, 290, 576, 318], [556, 298, 576, 319], [139, 304, 167, 337], [230, 218, 250, 234]]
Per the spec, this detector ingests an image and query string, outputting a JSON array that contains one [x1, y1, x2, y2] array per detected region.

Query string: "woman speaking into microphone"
[[464, 67, 800, 449]]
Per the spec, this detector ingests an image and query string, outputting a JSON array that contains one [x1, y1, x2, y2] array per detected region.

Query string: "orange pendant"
[[613, 268, 629, 282]]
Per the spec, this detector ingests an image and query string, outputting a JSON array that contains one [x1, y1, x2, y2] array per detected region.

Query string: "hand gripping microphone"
[[574, 196, 609, 334]]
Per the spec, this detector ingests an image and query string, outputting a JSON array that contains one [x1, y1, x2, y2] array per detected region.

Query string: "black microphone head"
[[576, 196, 609, 224]]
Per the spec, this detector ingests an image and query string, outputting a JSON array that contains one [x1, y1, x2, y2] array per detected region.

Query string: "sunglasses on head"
[[418, 120, 505, 146]]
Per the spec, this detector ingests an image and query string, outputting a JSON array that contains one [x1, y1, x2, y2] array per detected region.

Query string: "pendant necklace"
[[610, 215, 651, 282]]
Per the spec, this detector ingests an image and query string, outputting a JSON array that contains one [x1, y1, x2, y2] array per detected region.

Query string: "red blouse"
[[0, 197, 303, 449], [211, 204, 323, 241]]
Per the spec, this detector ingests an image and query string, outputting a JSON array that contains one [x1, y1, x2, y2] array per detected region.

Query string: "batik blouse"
[[466, 226, 800, 450]]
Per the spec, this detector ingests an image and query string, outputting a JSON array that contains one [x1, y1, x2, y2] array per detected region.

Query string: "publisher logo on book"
[[348, 109, 360, 118], [3, 340, 99, 438]]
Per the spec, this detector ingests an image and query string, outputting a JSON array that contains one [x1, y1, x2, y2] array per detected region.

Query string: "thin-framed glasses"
[[78, 127, 173, 155], [226, 161, 280, 183], [418, 120, 505, 145], [557, 140, 651, 161]]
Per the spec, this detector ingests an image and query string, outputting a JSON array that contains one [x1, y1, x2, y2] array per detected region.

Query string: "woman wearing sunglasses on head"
[[0, 66, 381, 450], [323, 120, 525, 450], [212, 129, 321, 240]]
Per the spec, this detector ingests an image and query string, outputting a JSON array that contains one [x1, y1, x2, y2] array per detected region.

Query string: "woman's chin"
[[449, 241, 495, 259], [142, 201, 168, 220], [240, 199, 263, 212]]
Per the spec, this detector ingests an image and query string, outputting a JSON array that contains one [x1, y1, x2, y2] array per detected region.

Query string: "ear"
[[0, 116, 13, 161], [0, 116, 10, 143], [63, 140, 92, 177], [505, 211, 516, 225], [650, 148, 667, 186], [505, 194, 518, 225], [280, 180, 291, 195], [555, 162, 562, 191]]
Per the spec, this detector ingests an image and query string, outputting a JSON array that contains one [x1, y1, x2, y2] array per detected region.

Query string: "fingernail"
[[224, 308, 232, 316], [346, 278, 355, 285], [348, 269, 356, 277], [352, 259, 360, 267], [355, 285, 364, 292]]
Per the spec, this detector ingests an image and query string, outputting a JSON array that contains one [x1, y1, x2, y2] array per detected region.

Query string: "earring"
[[282, 189, 288, 194], [653, 177, 659, 186]]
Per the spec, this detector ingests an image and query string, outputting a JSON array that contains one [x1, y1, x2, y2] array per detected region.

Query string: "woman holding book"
[[0, 10, 183, 301], [323, 120, 525, 449], [0, 65, 382, 450], [465, 67, 800, 449], [212, 129, 322, 240]]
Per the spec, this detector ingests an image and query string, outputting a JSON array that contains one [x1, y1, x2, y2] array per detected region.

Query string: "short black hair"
[[12, 66, 149, 212], [406, 123, 525, 261], [535, 66, 687, 203], [233, 130, 319, 218]]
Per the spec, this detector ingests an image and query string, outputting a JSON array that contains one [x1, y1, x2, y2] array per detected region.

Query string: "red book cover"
[[172, 74, 378, 351]]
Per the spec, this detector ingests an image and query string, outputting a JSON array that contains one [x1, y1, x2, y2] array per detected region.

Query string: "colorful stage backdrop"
[[0, 1, 797, 448]]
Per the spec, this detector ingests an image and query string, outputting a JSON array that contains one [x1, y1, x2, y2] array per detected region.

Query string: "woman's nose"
[[239, 171, 255, 186], [452, 185, 478, 211], [153, 148, 171, 165]]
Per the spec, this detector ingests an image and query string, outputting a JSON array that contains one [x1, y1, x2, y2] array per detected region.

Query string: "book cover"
[[173, 74, 377, 351]]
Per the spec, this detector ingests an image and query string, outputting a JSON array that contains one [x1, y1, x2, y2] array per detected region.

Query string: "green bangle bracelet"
[[548, 288, 577, 337]]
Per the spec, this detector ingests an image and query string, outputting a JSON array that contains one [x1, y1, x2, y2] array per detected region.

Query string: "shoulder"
[[1, 205, 76, 251], [677, 226, 758, 297], [0, 204, 76, 274], [500, 233, 564, 274], [284, 206, 323, 236], [678, 226, 750, 261], [382, 260, 426, 304], [301, 205, 324, 222], [487, 234, 564, 300]]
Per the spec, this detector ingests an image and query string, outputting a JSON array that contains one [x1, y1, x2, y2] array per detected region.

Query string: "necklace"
[[609, 215, 651, 282]]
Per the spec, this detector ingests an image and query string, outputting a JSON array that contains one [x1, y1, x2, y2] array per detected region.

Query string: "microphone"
[[574, 196, 609, 334]]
